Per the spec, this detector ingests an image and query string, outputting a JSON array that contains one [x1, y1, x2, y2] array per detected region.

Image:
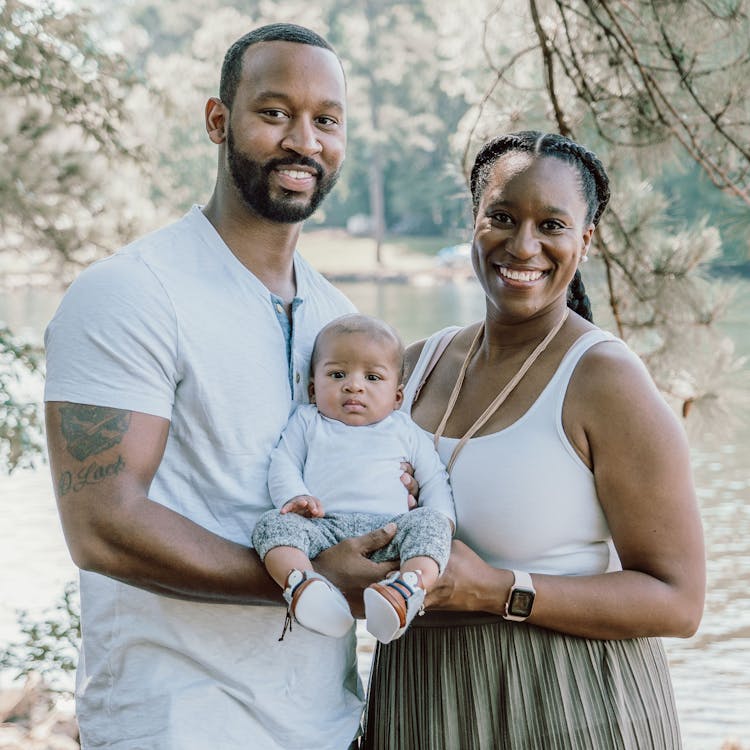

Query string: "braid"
[[470, 130, 610, 227], [567, 269, 593, 322], [535, 135, 610, 227], [470, 130, 610, 322]]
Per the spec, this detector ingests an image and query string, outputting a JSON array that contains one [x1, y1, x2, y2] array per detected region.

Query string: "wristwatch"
[[503, 570, 536, 622]]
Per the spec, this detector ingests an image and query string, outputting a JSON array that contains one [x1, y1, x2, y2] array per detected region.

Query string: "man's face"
[[225, 41, 346, 223], [226, 127, 339, 223]]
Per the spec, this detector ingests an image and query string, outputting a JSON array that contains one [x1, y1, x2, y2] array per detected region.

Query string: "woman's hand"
[[426, 540, 508, 614], [400, 461, 419, 509]]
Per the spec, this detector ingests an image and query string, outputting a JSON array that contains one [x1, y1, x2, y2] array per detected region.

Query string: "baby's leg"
[[264, 545, 315, 588], [364, 508, 453, 644], [400, 555, 440, 589], [252, 511, 353, 638]]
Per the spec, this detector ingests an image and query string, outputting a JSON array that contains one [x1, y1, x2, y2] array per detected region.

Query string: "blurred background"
[[1, 1, 749, 748]]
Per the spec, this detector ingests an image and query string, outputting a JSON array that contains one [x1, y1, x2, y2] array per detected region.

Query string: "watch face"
[[508, 589, 535, 618]]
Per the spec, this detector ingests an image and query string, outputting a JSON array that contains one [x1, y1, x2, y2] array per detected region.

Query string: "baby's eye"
[[366, 374, 382, 381], [329, 371, 345, 379]]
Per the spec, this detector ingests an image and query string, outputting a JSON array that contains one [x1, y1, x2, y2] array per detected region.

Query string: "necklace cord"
[[434, 309, 570, 472]]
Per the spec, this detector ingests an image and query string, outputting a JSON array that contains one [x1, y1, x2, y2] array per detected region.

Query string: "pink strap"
[[412, 328, 460, 403]]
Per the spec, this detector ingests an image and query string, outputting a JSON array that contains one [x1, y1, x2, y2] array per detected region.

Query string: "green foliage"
[[0, 0, 151, 270], [0, 582, 81, 696], [0, 325, 44, 472], [461, 0, 750, 425], [0, 0, 747, 471]]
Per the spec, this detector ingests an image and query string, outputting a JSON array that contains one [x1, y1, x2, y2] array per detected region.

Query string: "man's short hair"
[[220, 23, 338, 110]]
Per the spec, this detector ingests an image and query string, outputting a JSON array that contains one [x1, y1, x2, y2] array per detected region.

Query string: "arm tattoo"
[[58, 405, 131, 497], [59, 404, 131, 461], [59, 455, 126, 496]]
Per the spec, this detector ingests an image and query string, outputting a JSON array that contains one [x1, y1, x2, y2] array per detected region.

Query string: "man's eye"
[[261, 109, 287, 119], [316, 116, 339, 128]]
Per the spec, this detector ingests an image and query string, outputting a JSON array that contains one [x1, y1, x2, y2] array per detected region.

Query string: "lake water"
[[0, 279, 748, 750]]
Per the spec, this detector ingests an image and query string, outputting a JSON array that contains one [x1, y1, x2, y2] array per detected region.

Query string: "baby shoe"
[[364, 570, 425, 644], [280, 569, 354, 640]]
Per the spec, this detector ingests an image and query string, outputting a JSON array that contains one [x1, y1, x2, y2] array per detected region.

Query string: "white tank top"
[[404, 327, 621, 576]]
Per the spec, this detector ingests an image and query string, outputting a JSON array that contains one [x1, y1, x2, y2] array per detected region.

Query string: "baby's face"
[[310, 331, 403, 426]]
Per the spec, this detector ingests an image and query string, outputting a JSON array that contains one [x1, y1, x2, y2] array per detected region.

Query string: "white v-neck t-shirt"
[[44, 207, 361, 750]]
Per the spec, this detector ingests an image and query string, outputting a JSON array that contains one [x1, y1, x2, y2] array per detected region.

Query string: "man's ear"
[[308, 382, 316, 404], [205, 97, 228, 144]]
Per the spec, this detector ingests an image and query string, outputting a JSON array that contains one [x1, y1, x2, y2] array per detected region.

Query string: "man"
[[44, 24, 405, 750]]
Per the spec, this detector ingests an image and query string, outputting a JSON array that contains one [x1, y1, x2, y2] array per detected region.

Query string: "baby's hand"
[[280, 495, 325, 518]]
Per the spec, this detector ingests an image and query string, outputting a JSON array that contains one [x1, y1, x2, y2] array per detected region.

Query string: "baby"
[[252, 314, 455, 644]]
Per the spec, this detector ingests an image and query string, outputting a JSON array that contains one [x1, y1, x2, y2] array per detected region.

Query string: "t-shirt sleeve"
[[44, 254, 179, 420]]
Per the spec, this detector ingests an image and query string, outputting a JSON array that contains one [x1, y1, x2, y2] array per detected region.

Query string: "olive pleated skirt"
[[362, 612, 681, 750]]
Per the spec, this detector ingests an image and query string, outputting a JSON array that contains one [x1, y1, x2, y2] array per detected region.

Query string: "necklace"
[[434, 308, 569, 472]]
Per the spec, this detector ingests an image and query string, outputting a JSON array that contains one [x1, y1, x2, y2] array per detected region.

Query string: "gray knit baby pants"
[[252, 507, 452, 574]]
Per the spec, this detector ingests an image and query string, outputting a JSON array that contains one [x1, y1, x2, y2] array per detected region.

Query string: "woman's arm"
[[427, 342, 705, 640]]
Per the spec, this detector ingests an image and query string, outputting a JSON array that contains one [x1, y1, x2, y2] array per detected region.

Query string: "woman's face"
[[471, 153, 594, 323]]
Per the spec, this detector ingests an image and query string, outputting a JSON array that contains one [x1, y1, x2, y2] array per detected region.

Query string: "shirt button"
[[295, 372, 301, 383], [275, 302, 284, 314]]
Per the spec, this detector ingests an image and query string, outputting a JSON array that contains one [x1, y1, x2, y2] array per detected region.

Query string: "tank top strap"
[[547, 328, 621, 421], [403, 326, 461, 412]]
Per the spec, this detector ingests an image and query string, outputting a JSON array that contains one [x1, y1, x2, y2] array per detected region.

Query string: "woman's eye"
[[490, 212, 513, 225], [542, 219, 565, 231]]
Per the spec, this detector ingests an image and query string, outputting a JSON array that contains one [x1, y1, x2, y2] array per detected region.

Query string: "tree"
[[461, 0, 750, 429], [326, 0, 473, 262], [0, 0, 150, 471]]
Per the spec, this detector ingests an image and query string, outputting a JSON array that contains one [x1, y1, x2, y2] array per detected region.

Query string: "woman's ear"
[[580, 224, 596, 263]]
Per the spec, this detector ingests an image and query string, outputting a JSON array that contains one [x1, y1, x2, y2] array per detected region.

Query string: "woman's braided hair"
[[469, 131, 610, 322]]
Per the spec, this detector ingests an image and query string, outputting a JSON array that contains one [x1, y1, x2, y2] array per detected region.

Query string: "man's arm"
[[46, 401, 281, 604]]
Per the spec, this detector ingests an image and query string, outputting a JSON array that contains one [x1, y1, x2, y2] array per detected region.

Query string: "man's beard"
[[227, 127, 339, 223]]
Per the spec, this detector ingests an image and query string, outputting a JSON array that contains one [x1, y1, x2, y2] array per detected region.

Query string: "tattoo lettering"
[[59, 455, 125, 496], [59, 405, 131, 461]]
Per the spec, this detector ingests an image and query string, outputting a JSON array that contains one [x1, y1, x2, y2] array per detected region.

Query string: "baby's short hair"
[[310, 314, 405, 379]]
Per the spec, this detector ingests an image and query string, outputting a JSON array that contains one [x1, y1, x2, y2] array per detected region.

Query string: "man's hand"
[[400, 461, 419, 510], [313, 523, 399, 617], [280, 495, 325, 518]]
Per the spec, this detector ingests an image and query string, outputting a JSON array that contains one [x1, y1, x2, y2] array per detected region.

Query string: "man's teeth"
[[499, 267, 544, 281], [279, 169, 312, 179]]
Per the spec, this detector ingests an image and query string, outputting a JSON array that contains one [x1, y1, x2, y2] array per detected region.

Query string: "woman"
[[362, 131, 705, 749]]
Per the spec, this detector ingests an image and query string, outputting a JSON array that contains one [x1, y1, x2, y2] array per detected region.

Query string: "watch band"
[[503, 570, 536, 622]]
